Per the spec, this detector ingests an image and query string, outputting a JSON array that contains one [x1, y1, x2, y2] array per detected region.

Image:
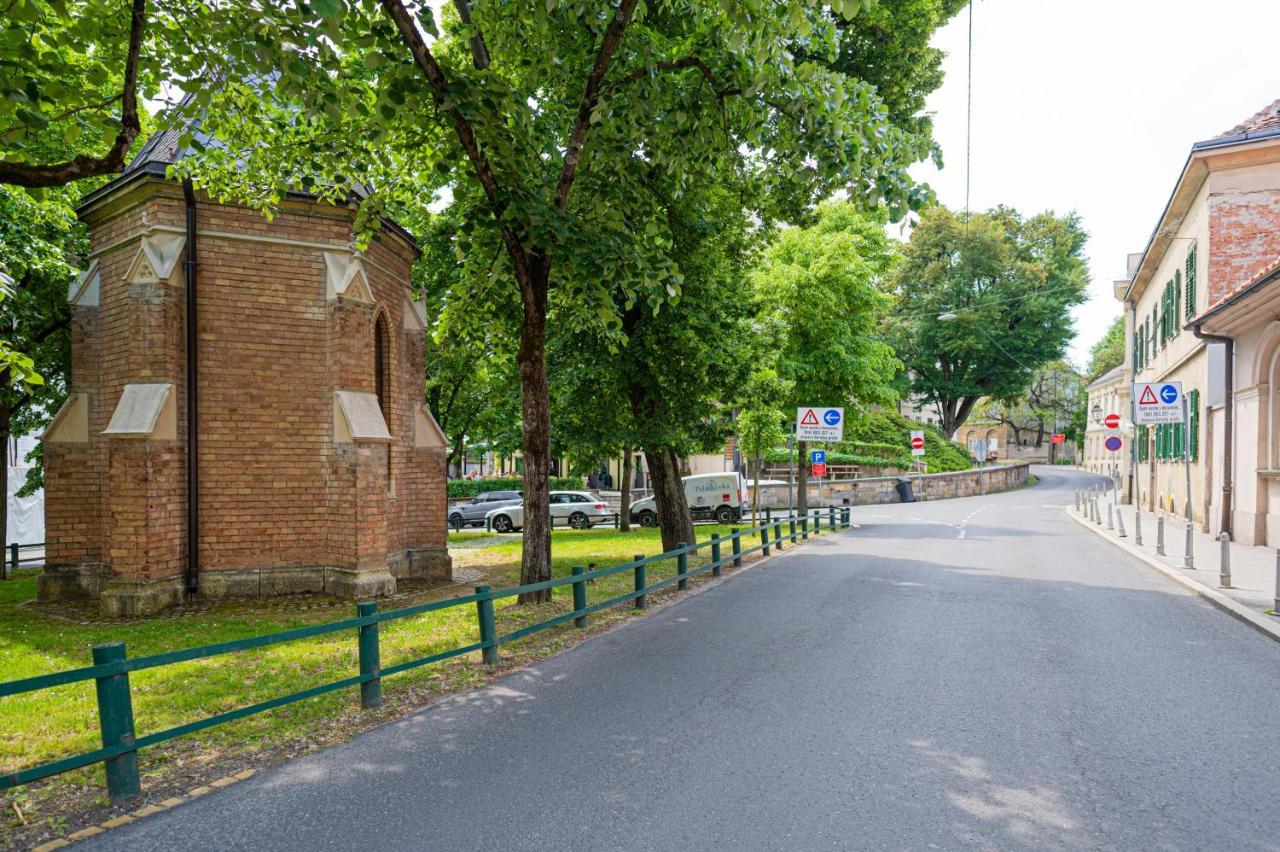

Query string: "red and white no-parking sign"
[[1104, 413, 1121, 430]]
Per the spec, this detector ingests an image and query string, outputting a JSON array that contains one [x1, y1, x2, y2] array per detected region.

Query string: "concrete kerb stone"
[[1067, 508, 1280, 645]]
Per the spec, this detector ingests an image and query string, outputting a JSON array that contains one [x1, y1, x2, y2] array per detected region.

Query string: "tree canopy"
[[1086, 315, 1125, 382], [888, 205, 1089, 437]]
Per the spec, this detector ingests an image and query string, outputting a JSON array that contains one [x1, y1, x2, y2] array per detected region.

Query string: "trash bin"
[[894, 477, 915, 503]]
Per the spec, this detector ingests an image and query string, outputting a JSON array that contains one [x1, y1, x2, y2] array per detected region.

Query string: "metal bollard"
[[801, 516, 809, 540], [357, 601, 382, 708], [676, 545, 689, 591], [711, 534, 722, 577], [1156, 513, 1165, 555], [476, 585, 498, 664], [1106, 502, 1114, 530], [731, 530, 742, 568], [1134, 505, 1143, 545], [1219, 533, 1231, 588], [761, 525, 770, 556], [1274, 549, 1280, 613], [1115, 508, 1126, 538], [829, 506, 836, 529], [633, 555, 647, 609], [572, 566, 588, 627], [1183, 521, 1195, 570], [92, 642, 141, 801], [789, 517, 796, 543]]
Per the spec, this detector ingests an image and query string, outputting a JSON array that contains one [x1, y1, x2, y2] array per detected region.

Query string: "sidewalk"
[[1069, 494, 1280, 641]]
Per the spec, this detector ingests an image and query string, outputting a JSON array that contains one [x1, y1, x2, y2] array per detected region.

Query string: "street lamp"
[[1091, 402, 1103, 425]]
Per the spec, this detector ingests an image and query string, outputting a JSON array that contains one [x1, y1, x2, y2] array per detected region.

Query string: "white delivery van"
[[629, 472, 749, 526]]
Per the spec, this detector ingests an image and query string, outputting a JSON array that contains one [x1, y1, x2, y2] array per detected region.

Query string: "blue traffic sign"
[[1158, 384, 1179, 404], [822, 409, 842, 427], [811, 450, 826, 464], [1104, 435, 1122, 452]]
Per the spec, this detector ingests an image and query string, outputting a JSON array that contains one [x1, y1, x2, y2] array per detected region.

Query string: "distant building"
[[1082, 366, 1130, 486], [39, 127, 452, 616]]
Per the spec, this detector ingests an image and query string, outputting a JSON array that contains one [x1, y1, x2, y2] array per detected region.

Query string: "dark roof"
[[79, 107, 419, 253], [1213, 98, 1280, 141]]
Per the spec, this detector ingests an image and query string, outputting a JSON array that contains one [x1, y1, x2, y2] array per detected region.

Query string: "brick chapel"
[[37, 130, 452, 616]]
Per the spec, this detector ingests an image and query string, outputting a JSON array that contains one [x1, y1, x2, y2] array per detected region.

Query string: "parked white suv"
[[485, 491, 613, 533]]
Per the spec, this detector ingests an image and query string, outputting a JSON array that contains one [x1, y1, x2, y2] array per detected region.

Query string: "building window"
[[374, 312, 389, 421]]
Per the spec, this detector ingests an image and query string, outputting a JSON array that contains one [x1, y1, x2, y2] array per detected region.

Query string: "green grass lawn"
[[1, 523, 769, 817]]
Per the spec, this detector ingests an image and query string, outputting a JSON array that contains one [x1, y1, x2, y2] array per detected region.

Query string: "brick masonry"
[[40, 176, 451, 615], [1207, 186, 1280, 306]]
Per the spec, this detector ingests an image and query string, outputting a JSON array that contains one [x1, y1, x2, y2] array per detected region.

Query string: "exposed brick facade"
[[1207, 187, 1280, 308], [39, 175, 451, 615]]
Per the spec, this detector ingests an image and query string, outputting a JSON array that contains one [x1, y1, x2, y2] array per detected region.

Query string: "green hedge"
[[447, 476, 584, 499], [759, 411, 973, 474]]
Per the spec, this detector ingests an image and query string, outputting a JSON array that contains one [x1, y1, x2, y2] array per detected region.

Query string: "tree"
[[978, 360, 1081, 462], [888, 206, 1089, 437], [171, 0, 935, 600], [0, 0, 145, 187], [1086, 315, 1125, 382], [751, 202, 899, 513], [550, 181, 755, 550], [825, 0, 969, 153], [0, 185, 80, 548]]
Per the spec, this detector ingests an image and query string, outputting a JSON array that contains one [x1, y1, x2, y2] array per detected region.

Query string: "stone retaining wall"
[[752, 462, 1030, 508]]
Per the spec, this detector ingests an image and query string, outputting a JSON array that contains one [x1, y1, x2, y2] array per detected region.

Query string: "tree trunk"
[[620, 446, 633, 532], [752, 453, 762, 523], [796, 439, 808, 515], [646, 445, 694, 552], [516, 272, 552, 604], [0, 422, 8, 561]]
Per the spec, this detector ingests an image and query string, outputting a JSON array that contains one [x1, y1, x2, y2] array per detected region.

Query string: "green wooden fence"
[[0, 508, 850, 800]]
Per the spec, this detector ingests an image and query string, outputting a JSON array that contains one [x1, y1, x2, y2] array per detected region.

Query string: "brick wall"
[[43, 176, 449, 611], [1207, 187, 1280, 306]]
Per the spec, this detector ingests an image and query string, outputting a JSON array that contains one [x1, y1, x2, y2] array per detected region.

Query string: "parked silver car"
[[485, 491, 613, 533], [448, 490, 523, 529]]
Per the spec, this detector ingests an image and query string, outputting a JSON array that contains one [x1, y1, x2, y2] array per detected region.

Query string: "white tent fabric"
[[8, 434, 45, 545]]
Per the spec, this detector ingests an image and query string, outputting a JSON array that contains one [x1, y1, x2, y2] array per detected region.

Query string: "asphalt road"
[[90, 466, 1280, 850]]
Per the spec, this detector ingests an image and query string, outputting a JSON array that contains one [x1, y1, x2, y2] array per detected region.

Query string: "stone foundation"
[[37, 562, 112, 602], [391, 547, 453, 584], [100, 576, 187, 618]]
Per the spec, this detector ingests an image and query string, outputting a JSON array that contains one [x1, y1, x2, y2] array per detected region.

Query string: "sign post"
[[1134, 381, 1189, 524], [795, 408, 845, 442]]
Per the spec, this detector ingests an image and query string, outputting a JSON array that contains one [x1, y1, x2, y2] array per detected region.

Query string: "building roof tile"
[[1213, 98, 1280, 140]]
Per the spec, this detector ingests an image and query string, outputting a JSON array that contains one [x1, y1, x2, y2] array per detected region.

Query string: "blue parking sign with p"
[[811, 450, 826, 464]]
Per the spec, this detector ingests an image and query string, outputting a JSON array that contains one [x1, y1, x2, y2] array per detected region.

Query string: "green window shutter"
[[1156, 424, 1164, 460], [1190, 388, 1200, 461], [1185, 246, 1197, 320], [1152, 307, 1159, 355], [1174, 270, 1182, 335]]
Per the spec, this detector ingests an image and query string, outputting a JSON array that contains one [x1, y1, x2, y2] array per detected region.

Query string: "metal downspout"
[[1191, 324, 1233, 537], [182, 178, 199, 593]]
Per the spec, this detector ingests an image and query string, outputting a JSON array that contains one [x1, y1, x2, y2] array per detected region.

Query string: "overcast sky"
[[911, 0, 1280, 367]]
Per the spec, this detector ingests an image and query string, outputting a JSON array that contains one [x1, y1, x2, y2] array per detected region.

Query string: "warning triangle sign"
[[1138, 385, 1158, 405], [800, 409, 820, 425]]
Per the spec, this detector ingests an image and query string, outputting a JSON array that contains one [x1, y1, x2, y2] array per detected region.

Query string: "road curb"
[[1067, 508, 1280, 644]]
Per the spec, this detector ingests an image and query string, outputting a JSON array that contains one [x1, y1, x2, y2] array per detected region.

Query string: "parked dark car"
[[448, 490, 523, 529]]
